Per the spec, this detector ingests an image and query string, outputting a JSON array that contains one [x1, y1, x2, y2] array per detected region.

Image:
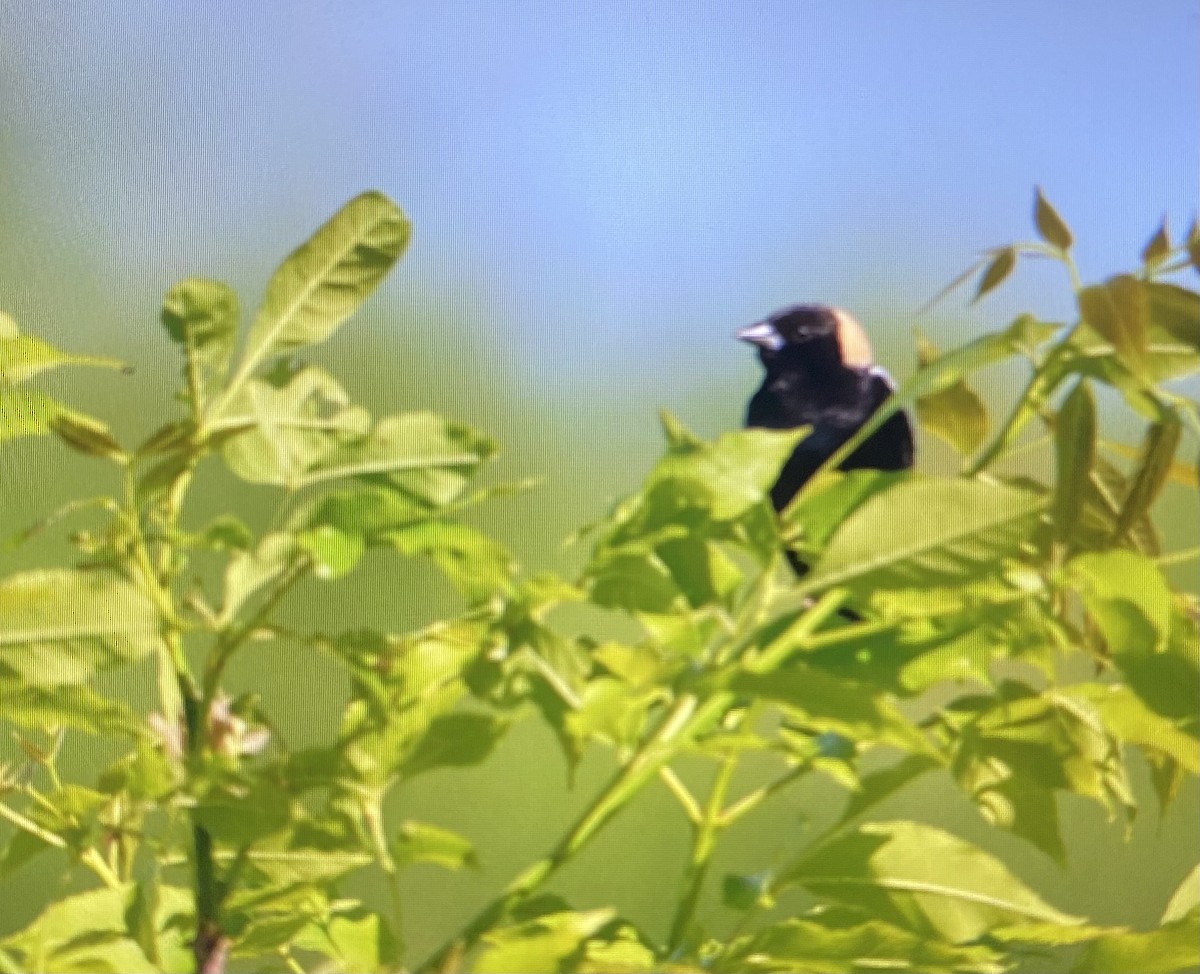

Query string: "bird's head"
[[736, 304, 873, 372]]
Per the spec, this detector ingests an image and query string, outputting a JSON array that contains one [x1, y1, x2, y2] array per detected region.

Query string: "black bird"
[[738, 304, 914, 573]]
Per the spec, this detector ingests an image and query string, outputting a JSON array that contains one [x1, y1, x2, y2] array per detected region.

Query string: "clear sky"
[[2, 1, 1197, 411]]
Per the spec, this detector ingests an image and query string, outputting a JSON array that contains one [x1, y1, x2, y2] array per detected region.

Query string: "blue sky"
[[2, 1, 1197, 413]]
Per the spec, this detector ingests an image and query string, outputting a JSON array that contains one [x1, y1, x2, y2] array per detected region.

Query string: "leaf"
[[787, 821, 1083, 943], [398, 712, 508, 779], [717, 918, 1006, 974], [295, 524, 365, 580], [1188, 218, 1200, 271], [219, 365, 371, 488], [835, 754, 942, 828], [391, 820, 479, 871], [193, 775, 292, 845], [474, 910, 615, 974], [383, 520, 515, 602], [1141, 217, 1172, 268], [0, 570, 159, 686], [800, 479, 1045, 596], [1034, 187, 1074, 251], [915, 332, 990, 455], [0, 385, 62, 442], [0, 333, 124, 385], [1078, 276, 1150, 375], [0, 311, 18, 338], [1161, 864, 1199, 924], [0, 683, 143, 738], [238, 191, 410, 373], [1067, 550, 1172, 654], [160, 277, 239, 404], [1053, 381, 1096, 541], [1111, 418, 1181, 544], [1073, 911, 1199, 974], [972, 248, 1017, 303], [51, 410, 126, 461], [219, 533, 301, 625]]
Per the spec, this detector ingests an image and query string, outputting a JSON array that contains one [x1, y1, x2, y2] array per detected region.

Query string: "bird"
[[737, 303, 914, 576]]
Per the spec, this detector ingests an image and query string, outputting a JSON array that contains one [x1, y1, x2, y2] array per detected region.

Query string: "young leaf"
[[1111, 417, 1182, 545], [384, 520, 515, 602], [1066, 550, 1172, 654], [1161, 864, 1199, 924], [391, 820, 479, 871], [1053, 380, 1096, 541], [0, 386, 62, 442], [1141, 217, 1172, 268], [235, 191, 410, 380], [473, 910, 615, 974], [50, 410, 126, 461], [1077, 276, 1150, 374], [1072, 911, 1199, 974], [972, 248, 1017, 304], [160, 276, 239, 405], [398, 713, 509, 779], [1034, 187, 1074, 251], [799, 479, 1045, 595]]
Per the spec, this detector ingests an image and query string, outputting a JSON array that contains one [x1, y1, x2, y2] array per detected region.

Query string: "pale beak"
[[736, 320, 786, 352]]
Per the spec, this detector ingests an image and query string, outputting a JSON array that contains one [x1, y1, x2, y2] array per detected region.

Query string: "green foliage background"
[[0, 188, 1197, 973]]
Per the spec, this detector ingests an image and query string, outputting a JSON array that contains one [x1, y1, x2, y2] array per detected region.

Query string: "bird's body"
[[738, 304, 914, 569]]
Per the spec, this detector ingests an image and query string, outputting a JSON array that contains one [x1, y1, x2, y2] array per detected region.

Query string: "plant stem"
[[666, 751, 738, 953], [416, 691, 732, 973]]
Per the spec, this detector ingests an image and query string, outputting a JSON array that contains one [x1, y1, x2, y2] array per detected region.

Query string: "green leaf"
[[1066, 684, 1199, 774], [800, 479, 1044, 596], [0, 311, 18, 338], [193, 774, 292, 845], [1067, 550, 1172, 654], [50, 410, 126, 461], [973, 248, 1017, 303], [717, 918, 1006, 974], [1053, 381, 1096, 541], [835, 754, 941, 828], [219, 532, 301, 625], [1162, 864, 1199, 924], [1034, 187, 1074, 251], [1073, 911, 1199, 974], [1111, 418, 1181, 544], [0, 333, 125, 385], [0, 570, 159, 686], [915, 332, 990, 455], [296, 524, 365, 580], [1078, 276, 1150, 375], [1188, 218, 1200, 271], [384, 520, 515, 602], [237, 191, 410, 375], [219, 365, 371, 488], [0, 683, 144, 738], [294, 911, 399, 974], [391, 820, 479, 871], [788, 821, 1083, 943], [398, 712, 508, 779], [1141, 217, 1172, 268], [0, 385, 62, 442], [474, 910, 615, 974], [160, 277, 239, 405]]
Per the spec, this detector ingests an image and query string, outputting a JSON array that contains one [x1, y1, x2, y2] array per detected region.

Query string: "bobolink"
[[738, 303, 914, 571]]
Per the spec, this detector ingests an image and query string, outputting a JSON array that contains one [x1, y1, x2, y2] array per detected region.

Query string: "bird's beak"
[[736, 320, 786, 352]]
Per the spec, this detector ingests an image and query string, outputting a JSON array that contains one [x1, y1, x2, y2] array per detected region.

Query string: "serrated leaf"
[[1141, 217, 1172, 267], [474, 910, 615, 974], [787, 821, 1083, 943], [0, 334, 124, 385], [1053, 381, 1096, 541], [238, 191, 410, 374], [800, 479, 1044, 596], [1034, 187, 1073, 250], [972, 248, 1017, 303], [161, 277, 239, 405], [0, 570, 159, 686], [1067, 550, 1172, 654], [0, 683, 143, 738], [384, 520, 515, 602]]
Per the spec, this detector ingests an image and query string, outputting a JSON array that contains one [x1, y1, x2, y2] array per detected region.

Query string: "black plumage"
[[738, 303, 914, 572]]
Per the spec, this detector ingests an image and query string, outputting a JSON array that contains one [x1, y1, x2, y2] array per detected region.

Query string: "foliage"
[[0, 190, 1197, 973]]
